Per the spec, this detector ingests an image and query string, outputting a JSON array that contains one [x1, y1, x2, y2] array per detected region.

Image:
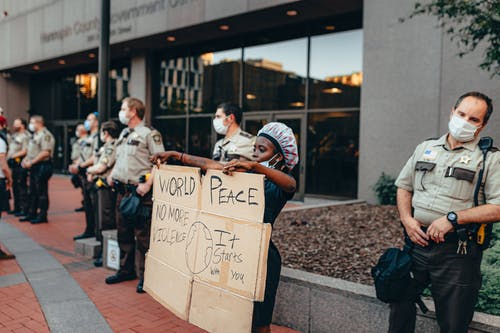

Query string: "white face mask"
[[259, 154, 280, 169], [448, 114, 478, 142], [213, 117, 229, 135], [119, 111, 130, 125], [28, 123, 36, 132], [100, 132, 106, 142]]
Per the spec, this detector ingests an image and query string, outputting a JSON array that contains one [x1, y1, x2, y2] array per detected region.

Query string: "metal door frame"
[[272, 113, 306, 201]]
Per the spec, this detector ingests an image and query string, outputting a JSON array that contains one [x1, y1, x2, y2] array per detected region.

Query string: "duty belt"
[[113, 180, 137, 195]]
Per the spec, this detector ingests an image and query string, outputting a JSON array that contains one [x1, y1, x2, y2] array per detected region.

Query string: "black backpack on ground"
[[371, 242, 428, 313]]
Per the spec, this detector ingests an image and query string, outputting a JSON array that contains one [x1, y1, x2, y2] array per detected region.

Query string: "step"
[[74, 237, 101, 258]]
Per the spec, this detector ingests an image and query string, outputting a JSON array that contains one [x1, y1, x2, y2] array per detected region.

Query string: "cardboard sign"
[[144, 165, 269, 333], [201, 169, 265, 222]]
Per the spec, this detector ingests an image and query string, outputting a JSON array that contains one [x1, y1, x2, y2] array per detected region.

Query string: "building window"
[[306, 111, 359, 197], [244, 38, 307, 111], [154, 118, 186, 151], [196, 48, 242, 114], [309, 29, 363, 109]]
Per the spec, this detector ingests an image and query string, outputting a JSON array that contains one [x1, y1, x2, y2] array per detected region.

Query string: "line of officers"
[[68, 98, 255, 293], [3, 115, 55, 224]]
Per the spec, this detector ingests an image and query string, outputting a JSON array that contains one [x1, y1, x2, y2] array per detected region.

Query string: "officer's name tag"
[[422, 149, 438, 161]]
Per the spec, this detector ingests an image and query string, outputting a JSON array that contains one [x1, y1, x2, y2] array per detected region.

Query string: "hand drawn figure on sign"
[[185, 221, 213, 274]]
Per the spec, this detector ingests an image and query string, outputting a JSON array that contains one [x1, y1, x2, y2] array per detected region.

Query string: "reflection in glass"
[[153, 119, 186, 151], [188, 117, 213, 158], [244, 38, 307, 111], [309, 29, 363, 109], [159, 57, 190, 114], [306, 112, 359, 197], [198, 49, 242, 114]]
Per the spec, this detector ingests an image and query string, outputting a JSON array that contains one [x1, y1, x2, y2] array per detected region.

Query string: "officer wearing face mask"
[[105, 97, 164, 293], [72, 112, 99, 240], [7, 118, 30, 217], [20, 115, 55, 224], [389, 92, 500, 333], [212, 102, 254, 162]]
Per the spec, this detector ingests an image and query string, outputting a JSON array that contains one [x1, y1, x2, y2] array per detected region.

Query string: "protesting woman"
[[151, 122, 299, 333]]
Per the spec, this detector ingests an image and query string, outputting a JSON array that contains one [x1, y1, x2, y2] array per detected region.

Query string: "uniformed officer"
[[7, 118, 30, 217], [390, 92, 500, 333], [20, 115, 55, 224], [105, 97, 164, 293], [212, 102, 254, 162], [69, 123, 88, 212], [72, 112, 99, 240], [86, 121, 119, 267], [0, 116, 14, 260]]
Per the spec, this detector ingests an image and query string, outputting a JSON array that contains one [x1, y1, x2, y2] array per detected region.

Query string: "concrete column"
[[358, 0, 500, 204], [0, 73, 30, 122], [129, 54, 154, 123]]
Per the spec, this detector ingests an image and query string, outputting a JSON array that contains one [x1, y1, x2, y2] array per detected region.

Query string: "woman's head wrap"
[[257, 122, 299, 170]]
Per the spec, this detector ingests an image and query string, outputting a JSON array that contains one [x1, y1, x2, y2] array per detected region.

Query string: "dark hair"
[[454, 91, 493, 123], [217, 102, 242, 125], [101, 121, 119, 138], [123, 97, 146, 120], [30, 115, 45, 125], [15, 118, 28, 129]]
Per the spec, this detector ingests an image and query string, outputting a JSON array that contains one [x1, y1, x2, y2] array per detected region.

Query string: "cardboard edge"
[[254, 223, 271, 302]]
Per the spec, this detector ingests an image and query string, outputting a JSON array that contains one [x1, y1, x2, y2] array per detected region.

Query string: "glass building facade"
[[152, 29, 363, 198]]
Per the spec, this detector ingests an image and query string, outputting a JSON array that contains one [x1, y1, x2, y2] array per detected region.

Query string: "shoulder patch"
[[45, 134, 51, 142], [105, 147, 114, 155], [152, 133, 162, 145], [239, 131, 253, 139]]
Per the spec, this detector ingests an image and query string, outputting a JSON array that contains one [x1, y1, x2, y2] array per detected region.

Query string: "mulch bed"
[[273, 203, 404, 285]]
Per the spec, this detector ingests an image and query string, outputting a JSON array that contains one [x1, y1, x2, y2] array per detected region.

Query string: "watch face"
[[448, 212, 457, 220]]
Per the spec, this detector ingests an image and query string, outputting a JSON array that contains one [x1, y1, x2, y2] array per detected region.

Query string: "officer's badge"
[[152, 133, 162, 145], [422, 149, 437, 161], [105, 147, 113, 155], [459, 155, 471, 165]]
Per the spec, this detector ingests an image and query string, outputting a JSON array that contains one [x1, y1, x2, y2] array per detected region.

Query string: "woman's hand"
[[150, 151, 176, 166], [222, 159, 256, 175]]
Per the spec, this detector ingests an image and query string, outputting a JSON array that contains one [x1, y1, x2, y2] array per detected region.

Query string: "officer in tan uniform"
[[20, 115, 55, 224], [86, 121, 119, 267], [69, 124, 87, 212], [390, 92, 500, 333], [105, 97, 164, 293], [7, 118, 30, 216], [212, 102, 254, 162], [71, 113, 99, 240]]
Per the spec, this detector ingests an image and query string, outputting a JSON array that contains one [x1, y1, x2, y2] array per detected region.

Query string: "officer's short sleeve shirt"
[[395, 134, 500, 225]]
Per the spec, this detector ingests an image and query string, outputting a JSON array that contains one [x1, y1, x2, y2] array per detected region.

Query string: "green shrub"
[[373, 173, 397, 205], [477, 223, 500, 315]]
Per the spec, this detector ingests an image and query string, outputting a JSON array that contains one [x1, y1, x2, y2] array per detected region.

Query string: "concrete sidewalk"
[[0, 175, 300, 333]]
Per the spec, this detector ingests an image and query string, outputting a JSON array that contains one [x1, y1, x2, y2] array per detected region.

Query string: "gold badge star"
[[459, 155, 471, 165]]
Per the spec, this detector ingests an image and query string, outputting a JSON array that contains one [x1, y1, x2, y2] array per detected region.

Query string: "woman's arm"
[[151, 151, 224, 172], [223, 160, 296, 193]]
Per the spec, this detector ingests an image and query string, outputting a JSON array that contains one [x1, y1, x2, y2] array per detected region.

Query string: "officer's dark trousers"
[[81, 176, 95, 235], [389, 235, 482, 333], [0, 178, 7, 218], [94, 187, 116, 242], [115, 191, 152, 279], [27, 162, 53, 218], [11, 164, 28, 213]]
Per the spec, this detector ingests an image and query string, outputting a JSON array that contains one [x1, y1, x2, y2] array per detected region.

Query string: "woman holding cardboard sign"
[[152, 122, 298, 333]]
